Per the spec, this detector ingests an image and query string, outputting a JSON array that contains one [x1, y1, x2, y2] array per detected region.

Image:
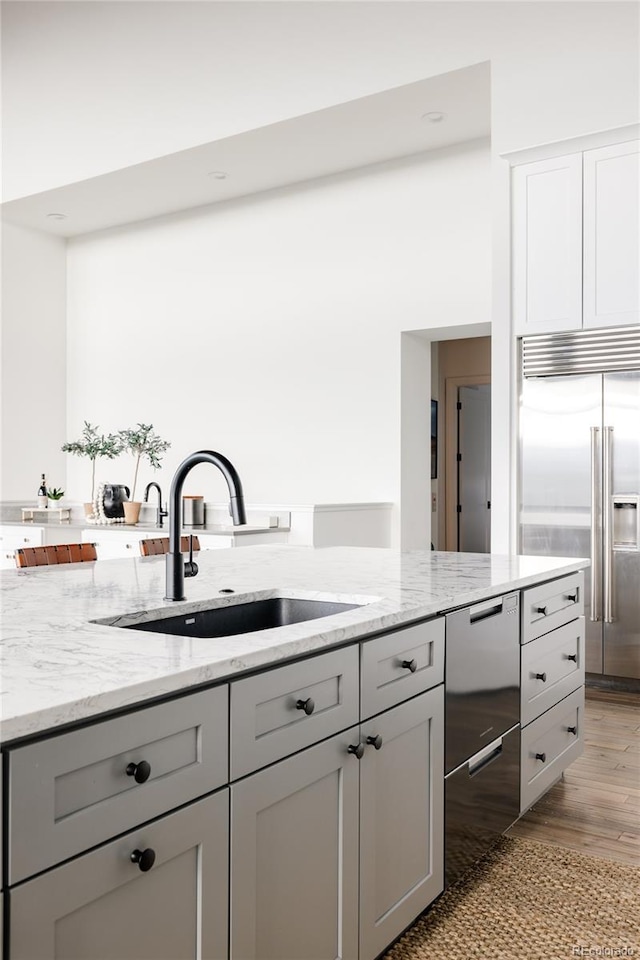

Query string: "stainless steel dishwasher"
[[444, 592, 521, 886]]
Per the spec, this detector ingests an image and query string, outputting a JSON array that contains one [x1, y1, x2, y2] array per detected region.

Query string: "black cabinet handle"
[[401, 659, 417, 673], [535, 752, 546, 763], [130, 848, 156, 872], [566, 653, 578, 662], [567, 726, 578, 735], [565, 593, 578, 602], [535, 672, 547, 682], [126, 760, 151, 784], [296, 697, 315, 716], [348, 742, 365, 760], [536, 606, 547, 615], [366, 734, 383, 751]]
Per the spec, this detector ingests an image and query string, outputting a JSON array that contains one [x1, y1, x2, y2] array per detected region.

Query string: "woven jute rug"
[[383, 836, 640, 960]]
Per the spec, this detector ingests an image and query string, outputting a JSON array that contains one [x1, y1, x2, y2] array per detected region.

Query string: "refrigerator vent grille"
[[522, 326, 640, 378]]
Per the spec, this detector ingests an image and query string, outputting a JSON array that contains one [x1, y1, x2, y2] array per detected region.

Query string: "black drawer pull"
[[296, 697, 315, 716], [536, 606, 548, 615], [535, 752, 547, 763], [535, 672, 547, 682], [566, 653, 578, 662], [366, 734, 383, 751], [401, 658, 417, 673], [567, 726, 578, 735], [348, 742, 365, 760], [130, 848, 156, 872], [126, 760, 151, 784], [565, 593, 578, 602]]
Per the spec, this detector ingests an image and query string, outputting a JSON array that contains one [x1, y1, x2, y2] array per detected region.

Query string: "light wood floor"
[[507, 687, 640, 866]]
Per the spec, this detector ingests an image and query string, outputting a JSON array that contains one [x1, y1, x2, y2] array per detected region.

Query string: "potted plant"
[[118, 423, 170, 524], [62, 422, 122, 516], [47, 486, 65, 508]]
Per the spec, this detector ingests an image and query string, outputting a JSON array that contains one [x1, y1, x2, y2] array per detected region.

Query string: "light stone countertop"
[[0, 545, 588, 744]]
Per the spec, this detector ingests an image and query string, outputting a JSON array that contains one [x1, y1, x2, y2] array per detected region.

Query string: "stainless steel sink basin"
[[118, 597, 362, 639]]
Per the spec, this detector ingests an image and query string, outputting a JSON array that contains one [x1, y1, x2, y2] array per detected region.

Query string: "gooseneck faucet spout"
[[165, 450, 246, 601], [144, 481, 168, 527]]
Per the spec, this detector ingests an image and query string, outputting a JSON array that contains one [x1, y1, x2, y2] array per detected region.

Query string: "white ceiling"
[[1, 61, 490, 238]]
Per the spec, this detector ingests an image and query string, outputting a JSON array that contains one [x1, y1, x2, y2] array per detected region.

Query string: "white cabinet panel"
[[0, 525, 44, 568], [512, 154, 583, 335], [583, 140, 640, 328]]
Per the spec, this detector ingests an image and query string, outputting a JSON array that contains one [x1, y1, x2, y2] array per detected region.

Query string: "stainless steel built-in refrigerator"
[[519, 328, 640, 681]]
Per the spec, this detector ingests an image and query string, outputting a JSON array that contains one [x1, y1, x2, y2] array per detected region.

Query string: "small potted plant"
[[47, 486, 65, 508], [62, 422, 122, 516], [118, 423, 170, 524]]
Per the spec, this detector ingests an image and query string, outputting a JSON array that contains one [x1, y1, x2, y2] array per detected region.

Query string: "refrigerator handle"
[[590, 426, 601, 622], [604, 425, 614, 623]]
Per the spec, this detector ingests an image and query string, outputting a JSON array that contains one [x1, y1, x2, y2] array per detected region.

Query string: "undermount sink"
[[114, 597, 362, 639]]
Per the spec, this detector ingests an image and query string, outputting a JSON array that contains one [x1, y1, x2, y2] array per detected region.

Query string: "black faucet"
[[144, 481, 168, 527], [165, 450, 246, 601]]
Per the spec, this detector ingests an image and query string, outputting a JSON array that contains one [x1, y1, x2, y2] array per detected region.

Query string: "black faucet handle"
[[184, 534, 199, 579]]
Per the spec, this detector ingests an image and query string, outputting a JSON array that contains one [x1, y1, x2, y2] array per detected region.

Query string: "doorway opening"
[[433, 337, 491, 552]]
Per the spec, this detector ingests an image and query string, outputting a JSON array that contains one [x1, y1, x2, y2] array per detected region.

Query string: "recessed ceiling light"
[[422, 112, 446, 123], [207, 171, 228, 180], [46, 212, 67, 220]]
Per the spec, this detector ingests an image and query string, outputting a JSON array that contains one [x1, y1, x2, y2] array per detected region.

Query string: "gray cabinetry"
[[230, 646, 359, 780], [521, 687, 583, 812], [230, 617, 445, 960], [520, 575, 585, 814], [230, 726, 360, 960], [521, 571, 583, 645], [359, 686, 444, 960], [10, 789, 228, 960], [521, 618, 585, 726], [360, 617, 444, 718], [8, 685, 228, 884]]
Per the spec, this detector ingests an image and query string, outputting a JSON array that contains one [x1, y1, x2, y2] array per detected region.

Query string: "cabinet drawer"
[[520, 686, 584, 814], [521, 571, 584, 644], [230, 646, 359, 780], [361, 617, 444, 719], [8, 685, 228, 885], [521, 617, 585, 726]]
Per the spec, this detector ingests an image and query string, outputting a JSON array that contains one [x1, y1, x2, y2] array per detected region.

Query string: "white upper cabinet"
[[583, 141, 640, 328], [512, 138, 639, 336], [512, 153, 583, 335]]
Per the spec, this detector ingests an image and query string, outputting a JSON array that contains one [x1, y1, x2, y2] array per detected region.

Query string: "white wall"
[[2, 1, 638, 550], [2, 3, 638, 200], [65, 141, 491, 533], [0, 223, 67, 500]]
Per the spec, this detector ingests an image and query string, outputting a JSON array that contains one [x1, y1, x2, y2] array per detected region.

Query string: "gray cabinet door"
[[359, 685, 444, 960], [231, 726, 360, 960], [10, 789, 228, 960]]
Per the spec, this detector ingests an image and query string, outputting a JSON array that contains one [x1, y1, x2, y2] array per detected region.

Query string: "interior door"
[[458, 385, 491, 552], [519, 374, 603, 673], [603, 372, 640, 679]]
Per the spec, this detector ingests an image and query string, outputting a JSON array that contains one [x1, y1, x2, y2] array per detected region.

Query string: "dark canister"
[[103, 484, 130, 518]]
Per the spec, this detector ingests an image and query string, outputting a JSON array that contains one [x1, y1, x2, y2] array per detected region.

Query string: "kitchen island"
[[1, 545, 585, 741], [1, 546, 588, 960]]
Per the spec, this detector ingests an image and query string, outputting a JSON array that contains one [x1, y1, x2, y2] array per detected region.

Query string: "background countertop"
[[0, 546, 587, 743]]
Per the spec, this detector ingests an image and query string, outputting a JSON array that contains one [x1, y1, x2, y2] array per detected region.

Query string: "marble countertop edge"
[[0, 546, 589, 744]]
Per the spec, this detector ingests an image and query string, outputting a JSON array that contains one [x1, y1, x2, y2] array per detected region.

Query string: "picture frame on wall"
[[431, 399, 438, 480]]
